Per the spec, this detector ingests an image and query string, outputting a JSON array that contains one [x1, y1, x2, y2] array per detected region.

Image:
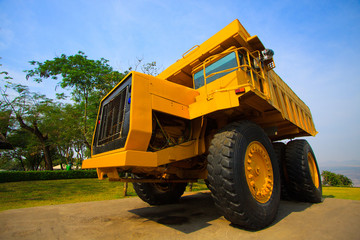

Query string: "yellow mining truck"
[[82, 19, 322, 230]]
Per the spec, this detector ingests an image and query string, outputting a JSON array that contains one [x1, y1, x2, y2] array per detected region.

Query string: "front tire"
[[132, 182, 187, 205], [207, 121, 280, 230]]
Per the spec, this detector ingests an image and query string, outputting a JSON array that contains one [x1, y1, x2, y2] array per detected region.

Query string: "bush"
[[0, 170, 97, 183], [321, 170, 353, 187]]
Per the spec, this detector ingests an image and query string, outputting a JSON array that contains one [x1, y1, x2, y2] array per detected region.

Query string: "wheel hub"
[[245, 141, 274, 203], [307, 152, 319, 188]]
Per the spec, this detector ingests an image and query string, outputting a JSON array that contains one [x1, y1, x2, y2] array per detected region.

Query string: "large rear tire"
[[273, 142, 290, 200], [207, 121, 280, 230], [132, 182, 187, 205], [284, 140, 322, 203]]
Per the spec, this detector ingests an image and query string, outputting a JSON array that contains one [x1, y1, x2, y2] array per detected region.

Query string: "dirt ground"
[[0, 191, 359, 240]]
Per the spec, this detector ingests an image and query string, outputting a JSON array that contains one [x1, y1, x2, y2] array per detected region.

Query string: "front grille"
[[93, 75, 132, 155], [98, 86, 127, 145]]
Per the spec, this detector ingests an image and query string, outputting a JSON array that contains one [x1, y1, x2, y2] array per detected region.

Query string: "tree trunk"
[[43, 145, 52, 170], [16, 115, 53, 170]]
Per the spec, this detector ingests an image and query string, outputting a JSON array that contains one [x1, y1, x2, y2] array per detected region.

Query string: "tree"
[[141, 61, 160, 76], [0, 59, 14, 150], [0, 108, 13, 150], [321, 170, 353, 187], [2, 130, 44, 170], [50, 103, 86, 168], [25, 51, 116, 149], [129, 57, 161, 76], [338, 174, 353, 187], [0, 82, 60, 170]]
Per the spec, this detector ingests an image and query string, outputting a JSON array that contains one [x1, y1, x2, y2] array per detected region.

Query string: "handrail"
[[206, 66, 239, 79], [182, 45, 200, 58]]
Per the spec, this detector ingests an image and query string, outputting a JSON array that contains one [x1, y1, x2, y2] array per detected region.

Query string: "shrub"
[[0, 170, 97, 183], [321, 170, 353, 187]]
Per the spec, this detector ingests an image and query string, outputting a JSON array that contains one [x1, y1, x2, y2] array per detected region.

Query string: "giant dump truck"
[[82, 19, 322, 230]]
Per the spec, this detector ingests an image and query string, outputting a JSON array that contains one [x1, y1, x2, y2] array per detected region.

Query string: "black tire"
[[132, 182, 187, 205], [273, 142, 291, 200], [204, 179, 210, 189], [207, 121, 280, 230], [285, 140, 322, 203]]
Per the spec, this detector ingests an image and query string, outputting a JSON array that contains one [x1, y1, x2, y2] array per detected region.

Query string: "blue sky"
[[1, 0, 360, 177]]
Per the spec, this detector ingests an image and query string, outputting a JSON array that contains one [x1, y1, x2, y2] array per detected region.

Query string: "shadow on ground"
[[322, 195, 335, 198], [129, 192, 220, 234], [129, 191, 313, 233]]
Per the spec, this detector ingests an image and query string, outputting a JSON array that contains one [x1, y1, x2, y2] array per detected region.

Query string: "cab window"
[[193, 52, 238, 89]]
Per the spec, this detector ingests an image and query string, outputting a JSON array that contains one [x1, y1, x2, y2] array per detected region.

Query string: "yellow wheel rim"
[[308, 152, 320, 188], [244, 141, 273, 203]]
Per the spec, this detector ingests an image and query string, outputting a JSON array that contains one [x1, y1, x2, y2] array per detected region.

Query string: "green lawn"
[[0, 179, 359, 211], [0, 179, 138, 211], [322, 186, 360, 201], [0, 179, 207, 211]]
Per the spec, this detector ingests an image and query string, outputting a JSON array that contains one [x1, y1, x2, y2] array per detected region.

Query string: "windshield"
[[193, 52, 238, 89]]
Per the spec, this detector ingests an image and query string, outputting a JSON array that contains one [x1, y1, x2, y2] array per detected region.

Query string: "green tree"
[[25, 51, 116, 149], [0, 108, 13, 150], [338, 174, 353, 187], [51, 103, 85, 168], [0, 59, 14, 150], [321, 170, 353, 187], [3, 130, 44, 170], [1, 82, 59, 170]]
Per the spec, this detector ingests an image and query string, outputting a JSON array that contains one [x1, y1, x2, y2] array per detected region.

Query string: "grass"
[[0, 178, 138, 211], [322, 186, 360, 201], [1, 179, 359, 212], [0, 179, 207, 211]]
